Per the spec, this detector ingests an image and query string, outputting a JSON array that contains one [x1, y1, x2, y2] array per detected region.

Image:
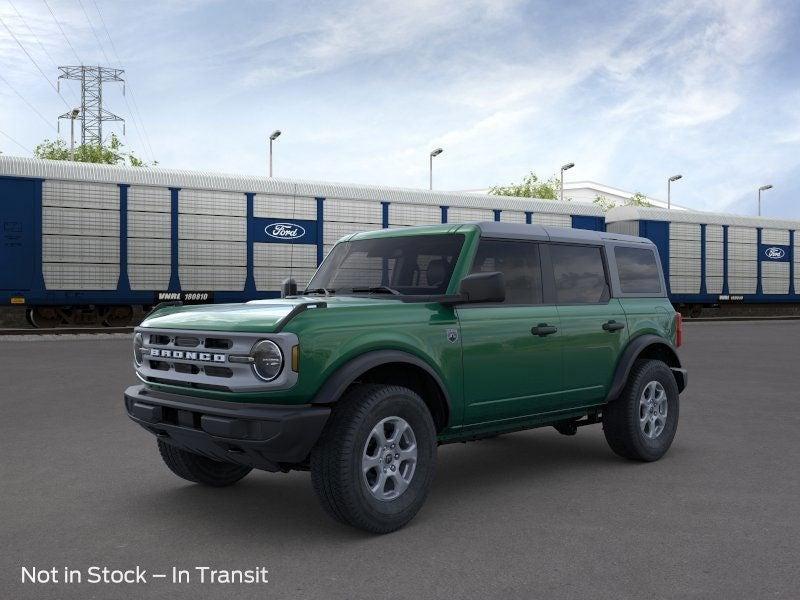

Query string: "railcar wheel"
[[28, 307, 62, 328], [103, 305, 134, 327]]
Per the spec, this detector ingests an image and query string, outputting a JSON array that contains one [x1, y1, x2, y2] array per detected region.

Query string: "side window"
[[550, 244, 609, 304], [470, 239, 542, 304], [614, 246, 662, 294]]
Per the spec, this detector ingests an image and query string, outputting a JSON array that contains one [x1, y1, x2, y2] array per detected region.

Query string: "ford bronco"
[[125, 222, 687, 533]]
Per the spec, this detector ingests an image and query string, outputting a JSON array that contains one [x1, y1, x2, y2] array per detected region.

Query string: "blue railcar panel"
[[638, 220, 670, 295], [571, 215, 605, 231], [0, 177, 37, 291]]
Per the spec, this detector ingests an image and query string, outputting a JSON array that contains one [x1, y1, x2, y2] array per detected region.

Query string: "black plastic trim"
[[605, 334, 685, 402], [124, 385, 330, 471]]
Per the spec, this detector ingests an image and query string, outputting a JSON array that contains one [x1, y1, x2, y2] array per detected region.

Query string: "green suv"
[[125, 222, 687, 533]]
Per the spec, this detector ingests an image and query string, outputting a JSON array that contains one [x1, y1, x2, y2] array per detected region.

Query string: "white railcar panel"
[[705, 258, 723, 279], [706, 276, 723, 294], [669, 257, 701, 276], [705, 224, 724, 242], [728, 260, 757, 277], [128, 211, 170, 239], [179, 189, 246, 217], [42, 235, 118, 264], [253, 243, 317, 268], [669, 238, 701, 260], [129, 264, 170, 290], [323, 221, 381, 246], [448, 207, 494, 222], [43, 263, 119, 290], [669, 275, 700, 294], [533, 213, 571, 228], [254, 267, 317, 291], [762, 262, 789, 294], [705, 240, 724, 260], [254, 195, 317, 220], [43, 206, 119, 238], [728, 277, 756, 294], [179, 266, 246, 290], [324, 198, 382, 223], [605, 221, 639, 236], [761, 229, 790, 245], [388, 203, 441, 226], [668, 222, 701, 241], [128, 186, 170, 212], [500, 210, 526, 224], [179, 240, 246, 266], [42, 179, 118, 210], [727, 243, 757, 261], [128, 238, 170, 264], [728, 226, 757, 245], [179, 214, 246, 241]]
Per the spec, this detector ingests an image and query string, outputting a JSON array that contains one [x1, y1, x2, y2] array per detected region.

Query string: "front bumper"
[[124, 385, 330, 472]]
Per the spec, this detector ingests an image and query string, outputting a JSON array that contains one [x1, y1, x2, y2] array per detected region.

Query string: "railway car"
[[0, 156, 605, 327], [606, 206, 800, 317]]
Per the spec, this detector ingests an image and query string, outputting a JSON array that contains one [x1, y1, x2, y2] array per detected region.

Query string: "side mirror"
[[457, 271, 505, 304], [281, 277, 298, 298]]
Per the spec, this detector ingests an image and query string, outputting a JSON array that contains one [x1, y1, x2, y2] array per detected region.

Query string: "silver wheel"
[[639, 380, 668, 439], [362, 416, 417, 501]]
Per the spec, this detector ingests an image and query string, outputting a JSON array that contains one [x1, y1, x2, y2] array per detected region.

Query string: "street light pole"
[[560, 162, 574, 202], [667, 174, 683, 209], [429, 148, 443, 190], [758, 184, 773, 216], [69, 108, 80, 161], [269, 130, 281, 177]]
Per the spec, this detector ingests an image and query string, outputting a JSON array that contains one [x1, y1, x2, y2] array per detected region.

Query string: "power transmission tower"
[[57, 66, 125, 146]]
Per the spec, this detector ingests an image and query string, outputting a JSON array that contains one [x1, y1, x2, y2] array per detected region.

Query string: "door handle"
[[602, 320, 626, 332], [531, 323, 558, 337]]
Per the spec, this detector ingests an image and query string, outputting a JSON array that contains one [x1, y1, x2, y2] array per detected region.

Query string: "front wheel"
[[603, 359, 679, 461], [311, 384, 437, 534], [157, 439, 252, 486]]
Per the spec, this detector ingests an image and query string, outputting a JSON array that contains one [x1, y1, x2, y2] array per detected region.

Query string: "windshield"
[[306, 234, 465, 296]]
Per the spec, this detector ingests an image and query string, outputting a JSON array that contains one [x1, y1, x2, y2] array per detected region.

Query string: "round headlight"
[[133, 332, 144, 366], [251, 340, 284, 382]]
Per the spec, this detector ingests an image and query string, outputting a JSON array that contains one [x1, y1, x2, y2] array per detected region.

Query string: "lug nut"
[[390, 465, 396, 471], [395, 453, 399, 459]]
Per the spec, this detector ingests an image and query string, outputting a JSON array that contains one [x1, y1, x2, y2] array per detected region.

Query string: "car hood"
[[139, 295, 404, 333]]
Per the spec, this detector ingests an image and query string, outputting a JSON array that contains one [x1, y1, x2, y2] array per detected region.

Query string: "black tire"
[[310, 384, 437, 534], [157, 439, 252, 487], [603, 359, 679, 462]]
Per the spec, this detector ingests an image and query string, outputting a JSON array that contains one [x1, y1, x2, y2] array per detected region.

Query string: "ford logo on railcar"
[[765, 247, 786, 259], [265, 222, 305, 239]]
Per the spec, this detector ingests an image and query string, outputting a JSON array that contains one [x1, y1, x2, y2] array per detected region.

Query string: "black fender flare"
[[605, 334, 686, 402], [310, 349, 452, 413]]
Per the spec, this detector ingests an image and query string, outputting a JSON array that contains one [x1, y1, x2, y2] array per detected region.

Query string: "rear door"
[[0, 178, 35, 290], [548, 242, 628, 406], [458, 239, 563, 426]]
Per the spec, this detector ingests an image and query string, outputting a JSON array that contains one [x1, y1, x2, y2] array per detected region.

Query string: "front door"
[[458, 239, 563, 426]]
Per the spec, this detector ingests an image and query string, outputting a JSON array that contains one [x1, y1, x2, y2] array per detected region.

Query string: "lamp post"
[[758, 184, 773, 216], [69, 108, 80, 161], [269, 130, 281, 177], [429, 148, 443, 190], [667, 174, 682, 209], [560, 162, 574, 202]]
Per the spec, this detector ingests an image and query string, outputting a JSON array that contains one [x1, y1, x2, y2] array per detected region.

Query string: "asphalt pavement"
[[1, 321, 798, 599]]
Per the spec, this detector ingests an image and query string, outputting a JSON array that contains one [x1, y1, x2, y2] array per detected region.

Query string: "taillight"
[[675, 312, 683, 348]]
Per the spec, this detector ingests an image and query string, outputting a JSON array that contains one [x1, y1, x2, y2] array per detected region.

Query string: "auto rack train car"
[[0, 156, 605, 327], [606, 205, 800, 317]]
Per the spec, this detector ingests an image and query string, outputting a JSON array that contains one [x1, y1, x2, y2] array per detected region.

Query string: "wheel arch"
[[606, 334, 686, 402], [310, 350, 452, 432]]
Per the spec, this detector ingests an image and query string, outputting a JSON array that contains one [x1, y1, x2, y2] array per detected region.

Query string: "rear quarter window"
[[614, 246, 662, 294]]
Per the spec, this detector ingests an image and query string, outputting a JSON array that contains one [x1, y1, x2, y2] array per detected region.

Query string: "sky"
[[1, 0, 799, 218]]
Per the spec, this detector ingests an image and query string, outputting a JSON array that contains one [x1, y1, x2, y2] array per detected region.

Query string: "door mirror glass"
[[458, 271, 506, 304]]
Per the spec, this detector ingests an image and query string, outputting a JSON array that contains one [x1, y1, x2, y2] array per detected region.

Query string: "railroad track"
[[0, 327, 134, 336]]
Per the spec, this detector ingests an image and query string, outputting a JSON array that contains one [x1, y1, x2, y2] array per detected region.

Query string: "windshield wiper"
[[350, 285, 401, 295], [303, 287, 335, 296]]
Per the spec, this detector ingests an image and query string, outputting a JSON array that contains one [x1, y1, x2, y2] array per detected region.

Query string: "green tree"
[[593, 194, 617, 211], [489, 171, 562, 200], [34, 134, 155, 167], [593, 191, 653, 212], [628, 191, 652, 207]]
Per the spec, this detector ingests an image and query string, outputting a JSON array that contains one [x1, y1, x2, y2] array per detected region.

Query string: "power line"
[[0, 13, 71, 108], [0, 127, 33, 153], [6, 0, 81, 105], [0, 72, 59, 132], [76, 0, 111, 64], [89, 0, 155, 162], [42, 0, 83, 65]]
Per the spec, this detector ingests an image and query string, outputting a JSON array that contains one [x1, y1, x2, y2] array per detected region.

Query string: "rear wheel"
[[311, 384, 437, 533], [157, 439, 252, 486], [603, 359, 679, 461]]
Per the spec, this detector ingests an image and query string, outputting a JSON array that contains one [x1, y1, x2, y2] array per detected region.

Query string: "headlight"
[[133, 332, 144, 366], [251, 340, 284, 381]]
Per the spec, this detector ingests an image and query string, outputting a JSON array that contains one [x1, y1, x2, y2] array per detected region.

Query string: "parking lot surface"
[[1, 321, 798, 599]]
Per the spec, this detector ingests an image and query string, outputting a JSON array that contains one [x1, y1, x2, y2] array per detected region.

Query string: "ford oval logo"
[[265, 222, 306, 240], [765, 246, 786, 259]]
